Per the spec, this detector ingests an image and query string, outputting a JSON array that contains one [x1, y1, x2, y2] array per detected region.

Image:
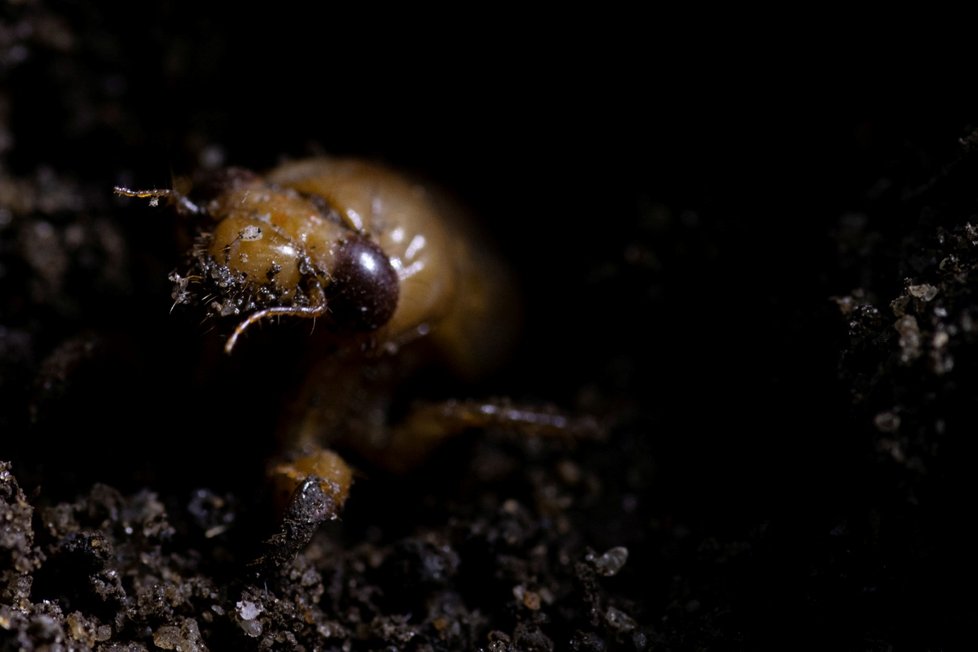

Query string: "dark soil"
[[1, 5, 971, 650]]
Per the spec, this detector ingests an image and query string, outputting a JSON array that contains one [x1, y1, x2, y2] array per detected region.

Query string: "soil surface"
[[1, 5, 970, 650]]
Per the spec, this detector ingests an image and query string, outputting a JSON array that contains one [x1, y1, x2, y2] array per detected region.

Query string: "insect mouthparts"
[[223, 285, 329, 355]]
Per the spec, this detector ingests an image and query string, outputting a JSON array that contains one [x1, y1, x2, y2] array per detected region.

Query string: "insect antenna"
[[224, 285, 328, 355], [113, 186, 202, 215]]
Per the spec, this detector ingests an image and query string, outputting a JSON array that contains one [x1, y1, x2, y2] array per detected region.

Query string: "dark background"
[[2, 3, 972, 648]]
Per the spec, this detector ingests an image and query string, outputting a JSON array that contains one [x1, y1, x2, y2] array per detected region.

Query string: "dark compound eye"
[[326, 236, 399, 331]]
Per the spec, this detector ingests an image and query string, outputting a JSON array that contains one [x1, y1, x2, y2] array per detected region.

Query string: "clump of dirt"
[[1, 426, 654, 650]]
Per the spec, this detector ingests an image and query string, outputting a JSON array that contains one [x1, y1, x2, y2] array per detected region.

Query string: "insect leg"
[[378, 399, 606, 472]]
